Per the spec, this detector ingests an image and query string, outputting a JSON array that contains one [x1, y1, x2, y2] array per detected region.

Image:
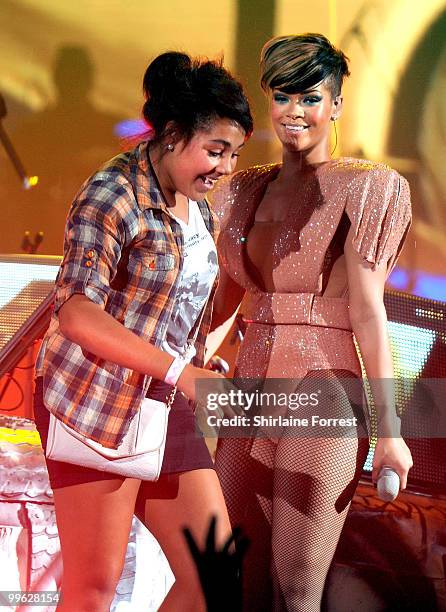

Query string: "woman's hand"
[[177, 364, 224, 399], [372, 437, 413, 490], [183, 516, 249, 610], [177, 364, 244, 416]]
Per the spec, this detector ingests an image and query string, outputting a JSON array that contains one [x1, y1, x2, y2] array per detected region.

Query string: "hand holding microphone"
[[376, 466, 400, 502], [372, 437, 412, 501]]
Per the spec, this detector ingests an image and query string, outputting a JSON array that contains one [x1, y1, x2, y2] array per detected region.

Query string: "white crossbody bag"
[[46, 387, 177, 480]]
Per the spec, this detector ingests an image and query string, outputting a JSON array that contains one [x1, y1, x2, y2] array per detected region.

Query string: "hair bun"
[[143, 51, 192, 100], [141, 50, 253, 144]]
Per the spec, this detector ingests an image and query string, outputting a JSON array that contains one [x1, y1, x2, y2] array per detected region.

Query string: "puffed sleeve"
[[53, 173, 136, 313], [206, 173, 237, 232], [345, 166, 411, 271]]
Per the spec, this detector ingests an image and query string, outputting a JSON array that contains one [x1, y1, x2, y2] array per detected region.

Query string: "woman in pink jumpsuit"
[[208, 33, 413, 611]]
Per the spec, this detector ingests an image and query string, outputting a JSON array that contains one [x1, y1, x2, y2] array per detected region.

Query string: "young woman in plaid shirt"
[[33, 51, 252, 611]]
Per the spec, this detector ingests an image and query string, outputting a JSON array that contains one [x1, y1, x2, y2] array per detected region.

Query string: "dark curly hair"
[[260, 33, 350, 98], [142, 51, 253, 145]]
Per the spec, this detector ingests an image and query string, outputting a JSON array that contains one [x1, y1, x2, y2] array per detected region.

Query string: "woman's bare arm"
[[58, 294, 223, 399], [210, 265, 245, 332], [344, 227, 413, 488], [206, 265, 245, 361]]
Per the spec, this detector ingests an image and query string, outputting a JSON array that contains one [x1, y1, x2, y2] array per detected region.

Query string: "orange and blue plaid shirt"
[[36, 141, 219, 449]]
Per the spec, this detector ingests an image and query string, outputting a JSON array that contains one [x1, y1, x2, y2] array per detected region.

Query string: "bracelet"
[[164, 355, 189, 386]]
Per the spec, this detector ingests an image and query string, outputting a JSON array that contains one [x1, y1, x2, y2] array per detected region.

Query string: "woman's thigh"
[[136, 469, 231, 577], [53, 477, 141, 591], [269, 369, 370, 608]]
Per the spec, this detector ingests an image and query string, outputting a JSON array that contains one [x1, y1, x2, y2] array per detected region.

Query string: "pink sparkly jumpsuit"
[[208, 159, 411, 611]]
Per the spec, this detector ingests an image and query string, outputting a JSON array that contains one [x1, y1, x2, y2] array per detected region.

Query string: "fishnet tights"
[[215, 370, 370, 611]]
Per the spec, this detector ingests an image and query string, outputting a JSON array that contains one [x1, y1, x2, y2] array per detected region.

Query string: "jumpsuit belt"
[[243, 292, 352, 331]]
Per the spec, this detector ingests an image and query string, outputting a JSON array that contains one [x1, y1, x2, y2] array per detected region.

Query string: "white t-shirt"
[[162, 200, 218, 357]]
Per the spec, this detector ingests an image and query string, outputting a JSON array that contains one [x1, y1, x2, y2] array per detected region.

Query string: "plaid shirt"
[[35, 141, 219, 449]]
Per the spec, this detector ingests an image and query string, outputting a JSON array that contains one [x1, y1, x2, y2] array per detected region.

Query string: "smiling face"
[[270, 81, 342, 163], [158, 117, 246, 202]]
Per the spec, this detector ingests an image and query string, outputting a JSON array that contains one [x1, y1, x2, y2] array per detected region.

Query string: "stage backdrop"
[[1, 0, 445, 299]]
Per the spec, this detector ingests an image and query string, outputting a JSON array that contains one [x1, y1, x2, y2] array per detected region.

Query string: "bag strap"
[[163, 280, 213, 406], [166, 385, 178, 409], [188, 274, 213, 345]]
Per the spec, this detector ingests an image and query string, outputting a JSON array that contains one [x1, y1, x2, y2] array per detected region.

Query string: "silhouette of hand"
[[183, 516, 250, 611]]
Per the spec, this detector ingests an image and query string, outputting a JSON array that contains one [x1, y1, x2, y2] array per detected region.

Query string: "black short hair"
[[142, 52, 253, 144], [260, 33, 350, 98]]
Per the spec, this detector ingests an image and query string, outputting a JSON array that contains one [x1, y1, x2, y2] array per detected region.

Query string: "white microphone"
[[377, 466, 400, 502]]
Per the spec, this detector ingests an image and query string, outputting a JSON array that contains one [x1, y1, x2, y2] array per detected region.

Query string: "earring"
[[331, 116, 337, 122], [166, 143, 174, 152], [331, 119, 338, 155]]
